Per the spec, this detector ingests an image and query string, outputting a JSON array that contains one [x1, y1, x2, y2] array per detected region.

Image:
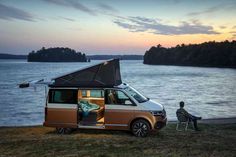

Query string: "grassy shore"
[[0, 123, 235, 157]]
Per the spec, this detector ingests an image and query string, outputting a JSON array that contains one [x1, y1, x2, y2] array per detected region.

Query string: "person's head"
[[179, 101, 185, 108]]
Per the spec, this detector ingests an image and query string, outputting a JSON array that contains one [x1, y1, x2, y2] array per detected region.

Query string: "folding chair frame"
[[176, 119, 194, 131]]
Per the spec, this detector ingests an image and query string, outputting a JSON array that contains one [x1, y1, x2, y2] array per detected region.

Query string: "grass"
[[0, 123, 235, 157]]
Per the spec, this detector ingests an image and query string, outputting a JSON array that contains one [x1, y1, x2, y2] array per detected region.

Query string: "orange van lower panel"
[[44, 108, 78, 128]]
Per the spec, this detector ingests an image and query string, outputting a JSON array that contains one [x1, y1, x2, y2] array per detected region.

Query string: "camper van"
[[20, 59, 167, 137]]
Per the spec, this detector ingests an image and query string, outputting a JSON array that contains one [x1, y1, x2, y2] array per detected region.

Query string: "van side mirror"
[[125, 100, 132, 105]]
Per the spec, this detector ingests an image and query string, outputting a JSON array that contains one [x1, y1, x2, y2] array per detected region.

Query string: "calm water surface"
[[0, 59, 236, 126]]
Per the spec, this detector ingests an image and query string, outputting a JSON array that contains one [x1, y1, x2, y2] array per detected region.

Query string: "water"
[[0, 59, 236, 126]]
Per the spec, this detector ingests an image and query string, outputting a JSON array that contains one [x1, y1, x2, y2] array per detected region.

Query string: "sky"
[[0, 0, 236, 55]]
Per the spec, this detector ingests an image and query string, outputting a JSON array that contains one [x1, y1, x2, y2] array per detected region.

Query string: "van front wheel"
[[56, 128, 72, 134], [131, 119, 150, 137]]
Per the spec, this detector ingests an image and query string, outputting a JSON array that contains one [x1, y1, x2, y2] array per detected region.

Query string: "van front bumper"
[[154, 117, 167, 130]]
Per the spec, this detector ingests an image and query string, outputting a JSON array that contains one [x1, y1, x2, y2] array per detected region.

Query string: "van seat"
[[90, 106, 104, 121], [80, 98, 104, 107]]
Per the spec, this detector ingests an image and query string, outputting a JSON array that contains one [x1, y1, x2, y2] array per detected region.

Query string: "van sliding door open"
[[44, 89, 78, 128]]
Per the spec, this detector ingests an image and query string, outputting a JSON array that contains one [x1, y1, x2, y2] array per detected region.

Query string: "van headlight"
[[150, 111, 164, 116], [150, 109, 166, 117]]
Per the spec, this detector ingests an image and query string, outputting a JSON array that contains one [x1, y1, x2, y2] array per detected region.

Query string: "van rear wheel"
[[131, 119, 150, 137], [56, 128, 73, 134]]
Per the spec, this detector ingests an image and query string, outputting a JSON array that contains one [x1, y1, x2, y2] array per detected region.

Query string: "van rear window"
[[48, 89, 78, 104]]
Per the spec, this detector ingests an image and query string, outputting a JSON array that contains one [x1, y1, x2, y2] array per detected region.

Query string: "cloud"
[[128, 16, 159, 24], [230, 32, 236, 40], [219, 26, 226, 29], [187, 2, 236, 17], [113, 16, 219, 35], [58, 16, 75, 22], [0, 3, 34, 21], [44, 0, 96, 15], [188, 5, 220, 16], [97, 3, 118, 12]]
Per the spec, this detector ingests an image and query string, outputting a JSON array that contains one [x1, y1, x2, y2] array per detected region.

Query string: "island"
[[27, 47, 88, 62], [143, 40, 236, 68]]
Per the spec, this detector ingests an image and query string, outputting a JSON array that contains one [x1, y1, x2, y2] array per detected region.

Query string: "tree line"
[[143, 40, 236, 68], [28, 47, 88, 62], [0, 53, 27, 59]]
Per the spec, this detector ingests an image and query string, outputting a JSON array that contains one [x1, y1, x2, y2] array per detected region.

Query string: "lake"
[[0, 59, 236, 126]]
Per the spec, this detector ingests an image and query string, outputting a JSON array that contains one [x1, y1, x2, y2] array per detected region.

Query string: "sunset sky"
[[0, 0, 236, 55]]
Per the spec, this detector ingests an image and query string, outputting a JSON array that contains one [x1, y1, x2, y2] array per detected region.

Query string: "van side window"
[[81, 90, 104, 98], [90, 90, 104, 98], [49, 89, 77, 104], [117, 91, 127, 99], [105, 89, 134, 105], [82, 90, 87, 97]]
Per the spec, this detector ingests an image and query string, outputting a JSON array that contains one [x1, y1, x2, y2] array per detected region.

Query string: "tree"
[[27, 47, 88, 62], [143, 41, 236, 68]]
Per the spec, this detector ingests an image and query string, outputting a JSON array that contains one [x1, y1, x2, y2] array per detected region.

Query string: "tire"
[[56, 128, 73, 134], [131, 119, 150, 137]]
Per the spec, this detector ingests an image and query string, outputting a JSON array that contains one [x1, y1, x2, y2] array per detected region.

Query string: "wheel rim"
[[133, 122, 148, 137], [57, 128, 65, 134]]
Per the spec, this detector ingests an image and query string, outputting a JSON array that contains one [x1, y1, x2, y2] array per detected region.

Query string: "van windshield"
[[124, 86, 148, 103]]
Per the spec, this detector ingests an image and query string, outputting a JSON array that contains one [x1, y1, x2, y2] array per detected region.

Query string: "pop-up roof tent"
[[50, 59, 122, 88]]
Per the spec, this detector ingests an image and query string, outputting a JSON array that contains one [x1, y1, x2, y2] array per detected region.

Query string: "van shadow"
[[46, 128, 132, 136], [76, 129, 131, 136], [45, 128, 163, 138]]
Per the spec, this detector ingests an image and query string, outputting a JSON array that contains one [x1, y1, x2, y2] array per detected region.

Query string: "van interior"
[[77, 88, 130, 126], [78, 89, 105, 126]]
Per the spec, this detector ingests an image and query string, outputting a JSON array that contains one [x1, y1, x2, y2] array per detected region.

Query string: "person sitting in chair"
[[176, 101, 202, 131]]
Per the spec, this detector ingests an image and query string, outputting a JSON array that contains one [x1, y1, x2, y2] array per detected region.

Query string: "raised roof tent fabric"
[[51, 59, 122, 87]]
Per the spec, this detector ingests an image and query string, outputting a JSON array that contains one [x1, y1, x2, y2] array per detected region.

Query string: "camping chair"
[[176, 112, 194, 131]]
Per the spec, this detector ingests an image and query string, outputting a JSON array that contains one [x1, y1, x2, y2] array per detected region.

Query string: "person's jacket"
[[176, 107, 190, 118]]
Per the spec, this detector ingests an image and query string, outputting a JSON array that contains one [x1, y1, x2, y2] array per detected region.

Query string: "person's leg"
[[189, 114, 202, 120], [189, 117, 200, 131], [193, 119, 199, 130]]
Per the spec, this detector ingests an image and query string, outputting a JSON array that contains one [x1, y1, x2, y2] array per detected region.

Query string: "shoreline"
[[169, 117, 236, 124], [1, 117, 236, 128]]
